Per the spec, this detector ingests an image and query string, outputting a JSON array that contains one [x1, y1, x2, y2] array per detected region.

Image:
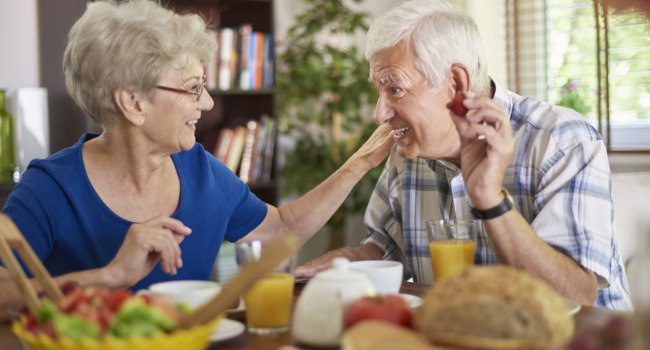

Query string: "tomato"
[[59, 280, 81, 295], [104, 290, 134, 312], [57, 289, 88, 313], [343, 294, 413, 329]]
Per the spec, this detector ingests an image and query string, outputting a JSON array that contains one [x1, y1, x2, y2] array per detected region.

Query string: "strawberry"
[[446, 92, 468, 116]]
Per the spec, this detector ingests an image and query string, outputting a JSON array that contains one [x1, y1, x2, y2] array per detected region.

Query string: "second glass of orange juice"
[[426, 219, 479, 281], [236, 240, 296, 334]]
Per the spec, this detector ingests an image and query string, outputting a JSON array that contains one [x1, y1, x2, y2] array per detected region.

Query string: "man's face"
[[369, 41, 461, 161]]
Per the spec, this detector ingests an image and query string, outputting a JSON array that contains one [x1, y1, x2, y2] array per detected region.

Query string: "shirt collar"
[[491, 79, 515, 122]]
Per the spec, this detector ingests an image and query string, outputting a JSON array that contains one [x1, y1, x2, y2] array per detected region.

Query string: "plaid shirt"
[[362, 82, 633, 310]]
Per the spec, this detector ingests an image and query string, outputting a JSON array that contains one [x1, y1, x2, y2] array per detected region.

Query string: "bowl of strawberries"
[[12, 283, 221, 350]]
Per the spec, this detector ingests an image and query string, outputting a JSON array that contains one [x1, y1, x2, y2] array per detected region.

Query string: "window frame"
[[506, 0, 650, 154]]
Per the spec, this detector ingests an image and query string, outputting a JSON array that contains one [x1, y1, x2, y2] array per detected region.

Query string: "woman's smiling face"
[[369, 41, 461, 161], [146, 57, 214, 152]]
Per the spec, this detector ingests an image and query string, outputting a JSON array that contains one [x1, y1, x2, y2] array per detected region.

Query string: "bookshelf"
[[166, 0, 279, 205]]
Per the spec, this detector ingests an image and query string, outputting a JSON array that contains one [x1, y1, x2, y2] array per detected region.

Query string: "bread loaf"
[[341, 320, 439, 350], [415, 266, 574, 350]]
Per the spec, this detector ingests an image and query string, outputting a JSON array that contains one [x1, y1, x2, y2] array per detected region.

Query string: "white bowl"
[[149, 280, 221, 309], [348, 260, 403, 295]]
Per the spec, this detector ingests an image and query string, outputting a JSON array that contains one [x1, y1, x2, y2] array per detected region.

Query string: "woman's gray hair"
[[365, 0, 490, 94], [63, 0, 215, 127]]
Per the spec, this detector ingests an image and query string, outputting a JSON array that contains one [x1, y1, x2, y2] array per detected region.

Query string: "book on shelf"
[[213, 125, 246, 172], [212, 26, 273, 91], [212, 116, 275, 184], [218, 27, 235, 91], [260, 117, 277, 183], [253, 31, 265, 89], [224, 125, 247, 172], [262, 32, 274, 88], [229, 31, 240, 89], [248, 114, 270, 184], [238, 24, 253, 90], [238, 119, 259, 183], [205, 29, 219, 90], [213, 128, 234, 164]]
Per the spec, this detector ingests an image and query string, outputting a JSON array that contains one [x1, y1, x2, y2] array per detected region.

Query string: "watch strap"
[[470, 189, 513, 220]]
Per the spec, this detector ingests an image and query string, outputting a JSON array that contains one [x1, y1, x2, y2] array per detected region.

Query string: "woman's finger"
[[147, 216, 192, 236]]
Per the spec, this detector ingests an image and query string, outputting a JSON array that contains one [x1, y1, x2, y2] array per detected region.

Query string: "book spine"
[[249, 115, 269, 184], [261, 118, 276, 182], [262, 33, 274, 88], [238, 120, 259, 183], [205, 29, 219, 90], [218, 28, 234, 90], [229, 31, 240, 89], [213, 128, 235, 164], [225, 125, 247, 173], [254, 31, 265, 90], [238, 24, 253, 90]]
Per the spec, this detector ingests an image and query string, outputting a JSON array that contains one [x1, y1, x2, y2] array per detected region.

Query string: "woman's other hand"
[[106, 216, 192, 288]]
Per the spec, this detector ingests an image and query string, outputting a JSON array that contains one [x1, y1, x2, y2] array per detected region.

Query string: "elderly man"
[[297, 0, 632, 310]]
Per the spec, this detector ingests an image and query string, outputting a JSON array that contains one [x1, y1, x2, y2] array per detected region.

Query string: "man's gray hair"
[[365, 0, 490, 94]]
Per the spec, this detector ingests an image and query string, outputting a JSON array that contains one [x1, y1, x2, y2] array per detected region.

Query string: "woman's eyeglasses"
[[156, 75, 207, 101]]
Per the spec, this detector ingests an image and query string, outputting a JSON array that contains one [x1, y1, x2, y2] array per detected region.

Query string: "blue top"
[[2, 133, 267, 290]]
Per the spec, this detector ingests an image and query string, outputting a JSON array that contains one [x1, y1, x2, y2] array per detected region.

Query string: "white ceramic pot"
[[292, 258, 376, 347]]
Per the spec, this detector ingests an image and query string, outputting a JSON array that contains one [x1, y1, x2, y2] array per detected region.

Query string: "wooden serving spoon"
[[180, 234, 298, 329], [0, 214, 63, 315]]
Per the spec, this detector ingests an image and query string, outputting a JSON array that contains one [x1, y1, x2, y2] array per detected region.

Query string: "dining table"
[[0, 281, 630, 350]]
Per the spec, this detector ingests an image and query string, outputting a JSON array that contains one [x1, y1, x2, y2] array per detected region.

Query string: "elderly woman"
[[0, 0, 392, 318]]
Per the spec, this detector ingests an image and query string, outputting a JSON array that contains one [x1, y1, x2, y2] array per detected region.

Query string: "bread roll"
[[415, 266, 574, 350], [341, 320, 438, 350]]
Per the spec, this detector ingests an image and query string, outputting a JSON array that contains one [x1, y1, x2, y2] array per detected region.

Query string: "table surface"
[[0, 281, 623, 350]]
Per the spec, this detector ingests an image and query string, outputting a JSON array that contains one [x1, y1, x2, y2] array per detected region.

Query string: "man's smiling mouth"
[[393, 127, 411, 137]]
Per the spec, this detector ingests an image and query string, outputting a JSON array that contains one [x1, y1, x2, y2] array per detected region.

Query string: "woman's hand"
[[349, 123, 395, 171], [105, 216, 192, 288], [450, 91, 514, 209]]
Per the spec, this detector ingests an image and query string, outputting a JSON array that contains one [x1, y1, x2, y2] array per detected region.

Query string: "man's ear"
[[114, 88, 146, 126], [450, 63, 471, 94]]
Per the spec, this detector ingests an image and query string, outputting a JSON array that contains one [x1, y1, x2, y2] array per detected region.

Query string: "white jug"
[[292, 257, 376, 347]]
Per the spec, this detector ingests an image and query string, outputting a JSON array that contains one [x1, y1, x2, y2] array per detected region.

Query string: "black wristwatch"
[[470, 189, 514, 220]]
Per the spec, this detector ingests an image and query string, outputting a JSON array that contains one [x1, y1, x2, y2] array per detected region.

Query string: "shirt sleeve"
[[1, 167, 58, 273], [206, 153, 267, 242], [531, 138, 617, 287]]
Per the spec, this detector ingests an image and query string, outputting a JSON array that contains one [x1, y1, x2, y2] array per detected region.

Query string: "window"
[[506, 0, 650, 151]]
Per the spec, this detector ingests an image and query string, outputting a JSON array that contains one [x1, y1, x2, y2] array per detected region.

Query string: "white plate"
[[564, 298, 581, 315], [210, 319, 245, 342], [398, 293, 423, 309]]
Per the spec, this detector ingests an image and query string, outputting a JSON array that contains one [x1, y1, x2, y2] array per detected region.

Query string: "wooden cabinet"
[[167, 0, 278, 205]]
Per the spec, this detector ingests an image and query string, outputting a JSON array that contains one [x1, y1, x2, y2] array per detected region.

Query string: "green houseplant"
[[276, 0, 381, 250]]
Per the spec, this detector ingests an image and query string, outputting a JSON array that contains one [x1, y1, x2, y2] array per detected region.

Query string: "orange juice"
[[244, 272, 294, 330], [429, 239, 476, 280]]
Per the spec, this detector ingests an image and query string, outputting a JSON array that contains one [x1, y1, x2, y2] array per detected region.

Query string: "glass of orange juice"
[[236, 240, 296, 334], [426, 219, 479, 281]]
